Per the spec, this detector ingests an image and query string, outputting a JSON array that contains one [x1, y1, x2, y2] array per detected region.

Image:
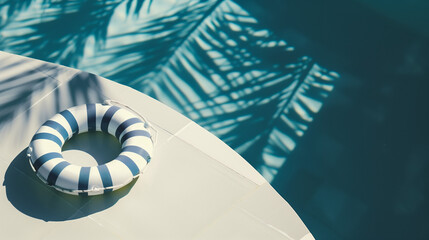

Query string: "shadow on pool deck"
[[3, 143, 135, 222]]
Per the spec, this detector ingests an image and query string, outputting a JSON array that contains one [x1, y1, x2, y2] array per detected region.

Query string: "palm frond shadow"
[[0, 0, 32, 22], [0, 54, 59, 128], [1, 0, 339, 182], [0, 53, 106, 128], [81, 0, 219, 86], [87, 0, 339, 182], [0, 0, 122, 66], [0, 0, 152, 66]]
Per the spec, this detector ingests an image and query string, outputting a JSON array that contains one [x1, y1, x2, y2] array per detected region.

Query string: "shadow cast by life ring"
[[2, 133, 137, 222]]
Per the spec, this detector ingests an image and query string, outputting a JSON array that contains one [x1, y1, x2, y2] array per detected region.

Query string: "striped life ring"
[[27, 103, 153, 196]]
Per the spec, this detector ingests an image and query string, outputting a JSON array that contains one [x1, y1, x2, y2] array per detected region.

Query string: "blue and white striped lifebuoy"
[[27, 103, 153, 196]]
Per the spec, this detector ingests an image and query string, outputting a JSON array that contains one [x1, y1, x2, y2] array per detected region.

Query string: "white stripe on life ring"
[[28, 103, 153, 196]]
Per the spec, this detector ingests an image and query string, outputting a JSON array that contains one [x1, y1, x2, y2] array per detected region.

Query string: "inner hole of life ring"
[[62, 132, 121, 167]]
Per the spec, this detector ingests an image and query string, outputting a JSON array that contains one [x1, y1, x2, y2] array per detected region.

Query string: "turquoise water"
[[1, 0, 428, 239]]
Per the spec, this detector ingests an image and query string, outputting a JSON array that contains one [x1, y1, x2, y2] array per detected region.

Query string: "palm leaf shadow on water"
[[1, 0, 338, 183], [0, 0, 152, 66], [83, 0, 220, 85], [85, 0, 339, 182]]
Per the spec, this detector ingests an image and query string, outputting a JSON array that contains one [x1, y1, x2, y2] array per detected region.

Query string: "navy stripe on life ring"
[[47, 161, 70, 185], [33, 152, 63, 171], [78, 167, 91, 196], [98, 165, 113, 193], [115, 117, 142, 139], [60, 109, 79, 135], [101, 106, 120, 133], [116, 155, 140, 176], [120, 130, 151, 145], [78, 167, 91, 191], [122, 145, 150, 162], [87, 104, 96, 132], [32, 133, 62, 147], [42, 120, 69, 141]]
